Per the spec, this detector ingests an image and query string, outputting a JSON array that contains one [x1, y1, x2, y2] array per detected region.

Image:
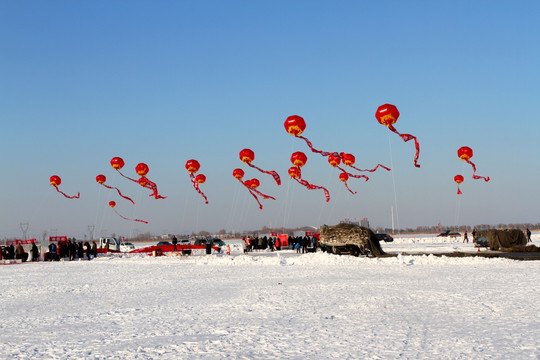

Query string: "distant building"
[[360, 218, 370, 228]]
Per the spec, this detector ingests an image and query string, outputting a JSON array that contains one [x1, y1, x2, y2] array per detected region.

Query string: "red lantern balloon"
[[375, 104, 400, 126], [238, 148, 281, 185], [457, 146, 489, 182], [96, 174, 134, 204], [284, 115, 306, 136], [249, 178, 260, 188], [340, 153, 356, 166], [288, 167, 301, 179], [328, 154, 341, 167], [110, 157, 125, 170], [376, 104, 420, 168], [290, 152, 308, 167], [457, 146, 473, 161], [233, 168, 245, 180], [339, 173, 349, 182], [454, 174, 464, 195], [195, 174, 206, 184], [108, 201, 148, 224], [239, 149, 255, 164], [50, 175, 61, 186], [135, 163, 149, 176], [50, 175, 80, 199], [185, 159, 200, 174]]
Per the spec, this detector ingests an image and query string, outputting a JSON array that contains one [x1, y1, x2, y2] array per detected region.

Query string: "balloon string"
[[466, 160, 490, 182], [349, 163, 391, 172], [112, 208, 148, 224], [54, 186, 80, 199], [101, 184, 135, 204], [247, 163, 281, 186], [387, 124, 421, 168], [190, 175, 209, 204]]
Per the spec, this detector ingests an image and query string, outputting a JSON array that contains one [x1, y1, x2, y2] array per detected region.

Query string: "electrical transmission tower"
[[20, 222, 29, 240]]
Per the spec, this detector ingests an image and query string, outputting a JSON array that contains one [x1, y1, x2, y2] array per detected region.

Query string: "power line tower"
[[20, 222, 29, 240], [88, 225, 95, 241]]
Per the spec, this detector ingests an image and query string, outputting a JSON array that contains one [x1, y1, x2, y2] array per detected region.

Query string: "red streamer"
[[100, 184, 135, 204], [349, 163, 391, 173], [247, 163, 281, 186], [112, 208, 148, 224], [139, 176, 167, 199], [295, 135, 338, 158], [465, 159, 490, 182], [292, 167, 330, 202], [53, 185, 80, 199], [387, 124, 421, 168], [190, 174, 208, 204]]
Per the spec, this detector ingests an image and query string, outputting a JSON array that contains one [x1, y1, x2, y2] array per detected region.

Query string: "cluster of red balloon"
[[233, 149, 279, 209], [185, 159, 208, 204], [100, 156, 167, 224], [49, 175, 80, 199], [288, 151, 330, 202], [110, 157, 166, 200], [284, 113, 391, 200], [453, 146, 490, 195]]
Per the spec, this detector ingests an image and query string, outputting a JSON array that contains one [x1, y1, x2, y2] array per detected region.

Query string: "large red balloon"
[[185, 159, 200, 174], [195, 174, 206, 184], [290, 152, 308, 167], [284, 115, 306, 136], [375, 104, 400, 126], [135, 163, 149, 176], [233, 168, 245, 180], [111, 157, 125, 170], [457, 146, 473, 161], [50, 175, 61, 186], [239, 149, 255, 164]]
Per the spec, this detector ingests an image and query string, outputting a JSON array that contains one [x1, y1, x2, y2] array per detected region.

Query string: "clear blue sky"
[[1, 1, 539, 239]]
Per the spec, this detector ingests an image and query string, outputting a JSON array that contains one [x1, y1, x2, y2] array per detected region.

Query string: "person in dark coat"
[[31, 242, 39, 261], [172, 236, 178, 251], [526, 228, 532, 243]]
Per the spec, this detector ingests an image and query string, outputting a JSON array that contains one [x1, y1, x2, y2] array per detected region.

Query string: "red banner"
[[305, 232, 320, 239], [49, 236, 68, 243], [6, 239, 36, 245]]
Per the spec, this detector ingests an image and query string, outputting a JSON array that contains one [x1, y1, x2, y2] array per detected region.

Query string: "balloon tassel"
[[387, 124, 420, 168], [53, 186, 80, 199]]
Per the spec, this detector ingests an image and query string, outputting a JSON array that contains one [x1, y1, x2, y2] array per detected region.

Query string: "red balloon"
[[458, 146, 473, 161], [454, 175, 464, 184], [195, 174, 206, 184], [239, 149, 255, 164], [248, 178, 260, 188], [340, 153, 355, 166], [288, 167, 301, 178], [328, 153, 341, 167], [375, 104, 400, 126], [96, 174, 106, 184], [135, 163, 149, 176], [290, 152, 307, 167], [185, 159, 200, 174], [111, 157, 125, 170], [233, 168, 245, 180], [108, 201, 116, 208], [284, 115, 306, 136], [339, 172, 349, 182], [50, 175, 61, 186]]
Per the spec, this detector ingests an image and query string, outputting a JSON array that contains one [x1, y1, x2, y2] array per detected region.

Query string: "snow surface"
[[1, 235, 539, 359]]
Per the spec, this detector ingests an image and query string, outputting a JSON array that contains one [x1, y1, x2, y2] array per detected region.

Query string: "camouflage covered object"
[[319, 223, 385, 257], [474, 229, 527, 250]]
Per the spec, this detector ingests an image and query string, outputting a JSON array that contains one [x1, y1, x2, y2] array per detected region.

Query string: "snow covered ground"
[[1, 234, 539, 359]]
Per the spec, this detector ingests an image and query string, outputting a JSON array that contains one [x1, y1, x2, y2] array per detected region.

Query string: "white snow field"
[[1, 235, 539, 359]]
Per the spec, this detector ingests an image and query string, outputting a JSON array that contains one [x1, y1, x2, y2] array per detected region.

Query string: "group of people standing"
[[46, 239, 98, 261], [241, 235, 318, 254], [1, 242, 39, 262]]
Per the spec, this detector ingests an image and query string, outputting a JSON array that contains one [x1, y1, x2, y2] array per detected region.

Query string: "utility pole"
[[88, 225, 95, 241], [20, 222, 29, 240]]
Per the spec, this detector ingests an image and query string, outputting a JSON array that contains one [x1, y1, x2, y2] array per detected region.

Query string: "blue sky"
[[1, 1, 539, 239]]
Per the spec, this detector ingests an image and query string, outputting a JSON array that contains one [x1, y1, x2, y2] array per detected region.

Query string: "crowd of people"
[[241, 235, 318, 254], [0, 239, 105, 262]]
